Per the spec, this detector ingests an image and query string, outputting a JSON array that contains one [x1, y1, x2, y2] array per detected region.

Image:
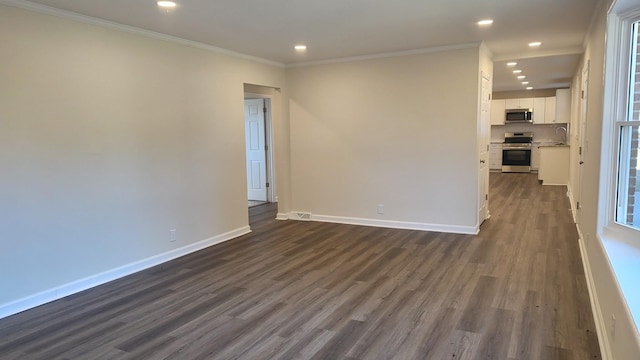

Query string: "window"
[[615, 22, 640, 231], [600, 3, 640, 336], [603, 9, 640, 240]]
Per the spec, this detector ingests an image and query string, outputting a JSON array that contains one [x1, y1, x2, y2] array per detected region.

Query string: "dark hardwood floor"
[[0, 173, 601, 359]]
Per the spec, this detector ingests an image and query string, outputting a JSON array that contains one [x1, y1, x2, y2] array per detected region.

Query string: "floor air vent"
[[294, 212, 312, 220]]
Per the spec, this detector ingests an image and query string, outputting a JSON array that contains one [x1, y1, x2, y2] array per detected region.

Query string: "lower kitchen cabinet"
[[538, 146, 570, 185], [531, 145, 540, 171], [489, 144, 502, 170]]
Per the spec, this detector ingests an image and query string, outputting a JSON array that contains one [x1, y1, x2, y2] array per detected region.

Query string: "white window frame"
[[600, 6, 640, 245], [599, 1, 640, 336]]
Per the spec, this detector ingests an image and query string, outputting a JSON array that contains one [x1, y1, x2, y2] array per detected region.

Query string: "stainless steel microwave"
[[505, 108, 533, 123]]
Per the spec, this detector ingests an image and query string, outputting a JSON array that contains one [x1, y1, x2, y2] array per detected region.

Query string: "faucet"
[[555, 126, 568, 144]]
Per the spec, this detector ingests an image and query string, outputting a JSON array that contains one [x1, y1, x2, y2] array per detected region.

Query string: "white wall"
[[286, 46, 481, 232], [0, 5, 287, 312], [568, 0, 640, 357]]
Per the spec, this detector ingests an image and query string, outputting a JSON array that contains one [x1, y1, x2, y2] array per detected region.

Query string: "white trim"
[[0, 226, 251, 320], [568, 188, 578, 223], [286, 42, 481, 68], [492, 47, 584, 62], [290, 213, 479, 235], [578, 229, 614, 360], [0, 0, 284, 68], [276, 213, 289, 220], [541, 181, 569, 186], [479, 42, 494, 59], [599, 9, 626, 231]]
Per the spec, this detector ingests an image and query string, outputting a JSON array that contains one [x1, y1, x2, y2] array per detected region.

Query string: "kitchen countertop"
[[490, 141, 570, 147], [536, 142, 570, 147]]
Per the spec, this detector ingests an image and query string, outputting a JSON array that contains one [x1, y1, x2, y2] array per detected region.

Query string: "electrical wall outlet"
[[377, 204, 384, 214], [169, 229, 177, 242]]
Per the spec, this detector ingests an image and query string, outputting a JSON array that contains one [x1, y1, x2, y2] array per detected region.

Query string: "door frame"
[[244, 92, 275, 203], [576, 61, 590, 227], [478, 71, 491, 226]]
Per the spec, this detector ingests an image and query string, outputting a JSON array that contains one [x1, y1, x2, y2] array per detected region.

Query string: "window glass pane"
[[616, 125, 640, 230]]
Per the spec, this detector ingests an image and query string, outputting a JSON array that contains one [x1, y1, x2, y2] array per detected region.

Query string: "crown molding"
[[0, 0, 285, 68], [286, 42, 482, 68], [493, 47, 585, 62]]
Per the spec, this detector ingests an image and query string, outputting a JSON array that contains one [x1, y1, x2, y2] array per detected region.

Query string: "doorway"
[[244, 95, 274, 208]]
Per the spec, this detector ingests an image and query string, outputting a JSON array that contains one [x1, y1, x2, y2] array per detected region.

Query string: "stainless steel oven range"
[[502, 132, 533, 173]]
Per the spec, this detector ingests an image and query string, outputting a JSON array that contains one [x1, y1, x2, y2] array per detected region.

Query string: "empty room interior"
[[1, 0, 639, 359]]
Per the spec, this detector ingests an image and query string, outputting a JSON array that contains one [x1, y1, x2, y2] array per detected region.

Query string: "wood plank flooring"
[[0, 173, 601, 359]]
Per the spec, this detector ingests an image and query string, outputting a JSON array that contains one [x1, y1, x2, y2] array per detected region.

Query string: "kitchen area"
[[489, 89, 571, 185]]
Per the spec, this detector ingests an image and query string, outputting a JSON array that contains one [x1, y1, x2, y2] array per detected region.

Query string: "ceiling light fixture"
[[157, 1, 176, 8], [526, 86, 534, 90], [517, 75, 526, 79], [512, 70, 522, 74], [477, 19, 494, 26], [294, 45, 307, 51], [522, 81, 530, 85], [506, 62, 517, 67], [529, 41, 542, 47]]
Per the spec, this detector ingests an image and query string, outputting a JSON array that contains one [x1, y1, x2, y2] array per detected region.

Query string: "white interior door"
[[478, 73, 491, 224], [245, 99, 267, 201]]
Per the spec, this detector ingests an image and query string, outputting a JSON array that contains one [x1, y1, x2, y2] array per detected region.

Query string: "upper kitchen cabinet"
[[544, 96, 557, 123], [505, 97, 533, 109], [490, 99, 506, 125], [555, 89, 571, 123], [532, 98, 546, 124]]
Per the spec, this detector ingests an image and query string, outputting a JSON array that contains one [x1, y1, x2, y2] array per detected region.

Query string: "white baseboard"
[[276, 213, 289, 220], [577, 228, 613, 360], [291, 212, 478, 235], [567, 187, 578, 223], [0, 226, 251, 320]]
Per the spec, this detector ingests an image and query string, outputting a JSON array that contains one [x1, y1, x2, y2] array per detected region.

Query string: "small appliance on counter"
[[502, 132, 533, 173]]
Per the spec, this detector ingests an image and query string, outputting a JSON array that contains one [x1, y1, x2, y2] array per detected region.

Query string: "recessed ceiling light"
[[529, 41, 542, 47], [517, 75, 526, 79], [512, 70, 522, 74], [157, 1, 176, 8], [294, 45, 307, 51], [477, 19, 494, 26], [526, 86, 534, 90], [507, 62, 518, 67], [522, 81, 530, 85]]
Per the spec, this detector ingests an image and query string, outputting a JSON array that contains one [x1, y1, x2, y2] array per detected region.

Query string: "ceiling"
[[16, 0, 600, 92]]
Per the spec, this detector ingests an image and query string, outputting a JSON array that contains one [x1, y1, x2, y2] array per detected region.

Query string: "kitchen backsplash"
[[491, 123, 569, 143]]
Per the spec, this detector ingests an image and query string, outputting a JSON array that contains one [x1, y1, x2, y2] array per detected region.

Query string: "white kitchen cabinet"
[[538, 146, 570, 185], [489, 144, 503, 170], [531, 144, 540, 170], [490, 99, 506, 125], [555, 89, 571, 123], [544, 96, 557, 123], [532, 98, 546, 124], [505, 97, 533, 109]]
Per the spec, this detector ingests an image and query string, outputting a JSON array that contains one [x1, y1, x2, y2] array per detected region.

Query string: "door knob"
[[480, 160, 486, 163], [579, 161, 584, 165]]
